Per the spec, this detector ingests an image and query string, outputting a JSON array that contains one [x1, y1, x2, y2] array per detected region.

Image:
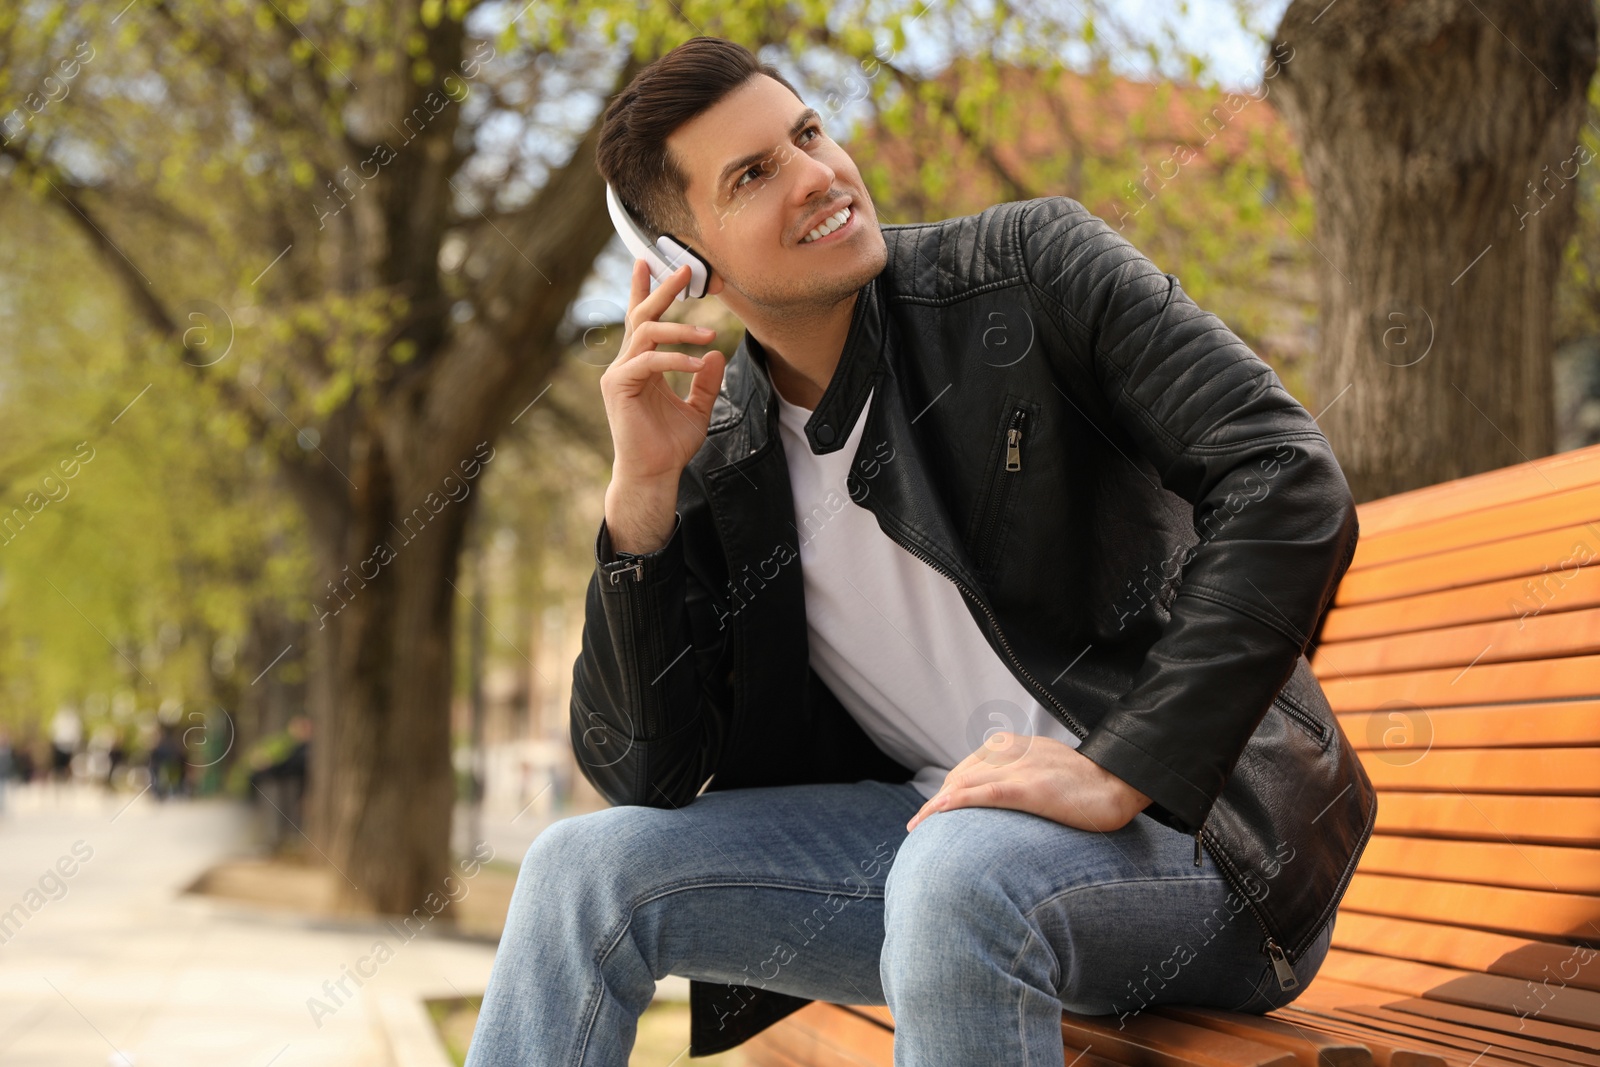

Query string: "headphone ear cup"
[[655, 235, 712, 299]]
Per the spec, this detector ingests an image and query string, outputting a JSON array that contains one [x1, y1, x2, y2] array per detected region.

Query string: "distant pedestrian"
[[148, 726, 185, 800], [49, 704, 82, 783]]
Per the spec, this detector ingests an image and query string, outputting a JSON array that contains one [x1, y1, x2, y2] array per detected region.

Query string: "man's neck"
[[748, 289, 859, 411]]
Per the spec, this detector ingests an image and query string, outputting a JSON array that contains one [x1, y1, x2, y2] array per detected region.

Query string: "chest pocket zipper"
[[971, 402, 1029, 574]]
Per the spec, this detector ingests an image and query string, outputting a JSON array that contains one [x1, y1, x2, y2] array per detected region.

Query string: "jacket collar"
[[731, 273, 887, 458], [711, 266, 981, 591]]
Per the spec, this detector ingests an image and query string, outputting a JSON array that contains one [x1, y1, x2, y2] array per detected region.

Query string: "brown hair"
[[596, 36, 804, 245]]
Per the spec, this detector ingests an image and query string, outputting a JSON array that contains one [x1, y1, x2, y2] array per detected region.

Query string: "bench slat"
[[1337, 845, 1600, 899], [1381, 999, 1600, 1058], [1285, 979, 1423, 1012], [1357, 748, 1600, 795], [1421, 973, 1600, 1033], [744, 1041, 818, 1067], [1321, 568, 1600, 643], [1155, 1005, 1376, 1067], [1485, 942, 1600, 996], [1314, 608, 1600, 677], [1340, 873, 1600, 941], [1348, 485, 1600, 571], [744, 1002, 893, 1067], [1331, 913, 1559, 975], [1330, 1006, 1582, 1067], [1351, 446, 1600, 539], [1058, 1011, 1300, 1067], [1369, 794, 1600, 846], [1296, 1007, 1581, 1067], [1320, 654, 1600, 711], [844, 1005, 893, 1027], [1319, 949, 1475, 997], [1274, 1006, 1491, 1067], [1339, 704, 1600, 750], [1332, 527, 1598, 605], [1351, 493, 1600, 574], [1337, 1004, 1600, 1062], [1329, 915, 1600, 1002]]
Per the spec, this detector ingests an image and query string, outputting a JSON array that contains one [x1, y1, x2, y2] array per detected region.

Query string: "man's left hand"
[[904, 733, 1153, 833]]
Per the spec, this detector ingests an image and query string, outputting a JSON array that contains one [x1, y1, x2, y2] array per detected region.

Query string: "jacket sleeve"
[[569, 509, 720, 809], [1020, 195, 1359, 835]]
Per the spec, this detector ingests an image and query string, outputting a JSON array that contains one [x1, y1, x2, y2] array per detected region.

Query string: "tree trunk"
[[302, 434, 478, 915], [1269, 0, 1598, 502]]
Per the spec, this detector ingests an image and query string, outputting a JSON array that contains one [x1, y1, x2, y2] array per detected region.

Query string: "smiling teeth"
[[801, 206, 851, 243]]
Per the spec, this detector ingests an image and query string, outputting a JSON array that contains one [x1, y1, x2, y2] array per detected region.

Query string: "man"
[[467, 35, 1376, 1066]]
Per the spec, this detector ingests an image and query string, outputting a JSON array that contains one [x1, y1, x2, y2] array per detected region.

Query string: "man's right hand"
[[599, 258, 726, 556]]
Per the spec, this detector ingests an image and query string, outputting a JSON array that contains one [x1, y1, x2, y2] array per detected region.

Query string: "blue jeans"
[[464, 779, 1332, 1065]]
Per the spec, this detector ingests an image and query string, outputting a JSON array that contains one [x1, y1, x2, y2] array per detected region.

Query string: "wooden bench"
[[742, 441, 1600, 1067]]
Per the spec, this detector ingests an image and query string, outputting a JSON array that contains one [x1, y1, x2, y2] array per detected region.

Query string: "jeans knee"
[[885, 814, 1018, 921], [880, 820, 1022, 994], [515, 807, 635, 906]]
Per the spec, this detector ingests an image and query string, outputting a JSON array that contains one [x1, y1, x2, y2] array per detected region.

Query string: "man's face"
[[666, 74, 887, 314]]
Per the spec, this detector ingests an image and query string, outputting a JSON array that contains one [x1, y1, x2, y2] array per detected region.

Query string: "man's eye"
[[734, 163, 766, 190], [735, 158, 779, 191], [732, 125, 824, 192]]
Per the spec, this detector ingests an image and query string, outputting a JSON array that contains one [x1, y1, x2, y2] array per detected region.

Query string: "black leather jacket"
[[571, 195, 1378, 1055]]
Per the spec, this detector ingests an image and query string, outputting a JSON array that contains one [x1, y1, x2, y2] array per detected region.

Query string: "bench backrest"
[[1307, 441, 1600, 1027]]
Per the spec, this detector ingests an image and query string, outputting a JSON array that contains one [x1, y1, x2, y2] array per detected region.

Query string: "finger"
[[613, 350, 707, 384], [908, 753, 1024, 830], [612, 320, 715, 372], [906, 771, 970, 830], [684, 350, 726, 418], [906, 783, 978, 832], [632, 262, 695, 327], [634, 320, 717, 351], [627, 257, 649, 318]]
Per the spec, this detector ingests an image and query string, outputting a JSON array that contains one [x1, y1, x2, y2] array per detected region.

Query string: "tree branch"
[[0, 140, 286, 442], [148, 0, 354, 187]]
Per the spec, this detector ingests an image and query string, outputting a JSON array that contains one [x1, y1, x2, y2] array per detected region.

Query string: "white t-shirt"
[[774, 383, 1082, 801]]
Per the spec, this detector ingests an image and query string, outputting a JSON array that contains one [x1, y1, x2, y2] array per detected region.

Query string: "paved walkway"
[[0, 784, 500, 1067]]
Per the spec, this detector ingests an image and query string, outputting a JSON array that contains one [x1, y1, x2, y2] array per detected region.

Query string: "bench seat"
[[742, 441, 1600, 1066]]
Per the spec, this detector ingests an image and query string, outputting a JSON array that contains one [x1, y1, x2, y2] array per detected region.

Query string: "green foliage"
[[0, 193, 310, 736], [1553, 77, 1600, 346], [224, 724, 300, 796]]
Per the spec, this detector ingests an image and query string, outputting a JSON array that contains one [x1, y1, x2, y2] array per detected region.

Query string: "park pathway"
[[0, 784, 499, 1067]]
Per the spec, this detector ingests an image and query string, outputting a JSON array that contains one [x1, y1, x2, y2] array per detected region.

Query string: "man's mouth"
[[798, 204, 855, 245]]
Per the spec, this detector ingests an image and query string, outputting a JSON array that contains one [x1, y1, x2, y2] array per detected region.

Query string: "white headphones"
[[605, 183, 711, 302]]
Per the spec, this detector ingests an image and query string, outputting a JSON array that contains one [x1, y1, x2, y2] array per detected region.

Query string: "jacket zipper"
[[1265, 937, 1298, 990], [972, 409, 1026, 563], [1005, 409, 1026, 471], [608, 559, 657, 738], [870, 515, 1296, 989], [1274, 692, 1328, 745], [1200, 818, 1300, 990], [876, 518, 1087, 739]]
